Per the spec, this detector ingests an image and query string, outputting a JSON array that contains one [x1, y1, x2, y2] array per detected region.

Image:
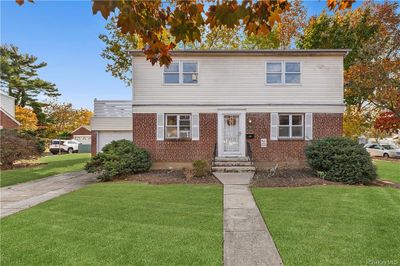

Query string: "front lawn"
[[0, 154, 91, 187], [252, 186, 400, 266], [374, 160, 400, 183], [1, 183, 223, 265]]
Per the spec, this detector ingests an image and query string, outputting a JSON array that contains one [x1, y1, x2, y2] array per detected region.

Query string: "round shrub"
[[305, 137, 377, 184], [192, 160, 209, 177], [85, 140, 151, 181]]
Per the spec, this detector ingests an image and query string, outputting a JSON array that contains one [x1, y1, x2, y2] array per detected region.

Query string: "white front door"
[[218, 111, 246, 157], [223, 115, 240, 154]]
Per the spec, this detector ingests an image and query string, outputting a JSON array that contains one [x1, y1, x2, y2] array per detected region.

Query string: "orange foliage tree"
[[15, 106, 38, 131], [16, 0, 354, 66]]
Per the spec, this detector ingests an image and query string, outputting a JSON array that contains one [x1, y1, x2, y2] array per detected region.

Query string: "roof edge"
[[129, 49, 350, 57], [0, 107, 21, 126]]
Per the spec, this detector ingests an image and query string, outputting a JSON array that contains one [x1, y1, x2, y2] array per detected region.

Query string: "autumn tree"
[[298, 1, 400, 137], [99, 16, 139, 87], [198, 25, 243, 49], [0, 44, 59, 124], [345, 59, 400, 116], [44, 103, 93, 136], [16, 0, 353, 65], [91, 0, 353, 66], [374, 112, 400, 134], [297, 8, 379, 69], [15, 106, 38, 131]]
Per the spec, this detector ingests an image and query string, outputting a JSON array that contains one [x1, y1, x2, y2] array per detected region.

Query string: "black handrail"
[[213, 143, 218, 159], [246, 141, 253, 161]]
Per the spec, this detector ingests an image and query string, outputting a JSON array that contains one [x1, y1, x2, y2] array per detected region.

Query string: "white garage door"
[[98, 131, 133, 152]]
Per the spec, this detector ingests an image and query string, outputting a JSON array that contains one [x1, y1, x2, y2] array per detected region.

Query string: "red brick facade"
[[133, 113, 217, 161], [0, 110, 19, 129], [91, 131, 97, 156], [247, 113, 343, 166], [132, 112, 343, 165]]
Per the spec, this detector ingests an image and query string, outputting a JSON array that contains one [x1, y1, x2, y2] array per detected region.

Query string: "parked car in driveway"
[[49, 139, 80, 155], [364, 143, 400, 159]]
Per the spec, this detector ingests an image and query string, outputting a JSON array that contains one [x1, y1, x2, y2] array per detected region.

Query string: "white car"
[[49, 139, 80, 155], [364, 143, 400, 159]]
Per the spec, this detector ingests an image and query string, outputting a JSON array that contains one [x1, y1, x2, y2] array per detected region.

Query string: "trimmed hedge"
[[85, 140, 151, 181], [305, 137, 377, 184]]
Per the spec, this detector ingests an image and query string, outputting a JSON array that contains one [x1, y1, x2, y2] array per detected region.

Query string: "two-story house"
[[92, 49, 348, 170]]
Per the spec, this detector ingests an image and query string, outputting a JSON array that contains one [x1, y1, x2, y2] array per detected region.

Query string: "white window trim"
[[163, 62, 180, 85], [278, 114, 304, 139], [265, 61, 302, 86], [165, 114, 192, 139], [163, 60, 199, 86]]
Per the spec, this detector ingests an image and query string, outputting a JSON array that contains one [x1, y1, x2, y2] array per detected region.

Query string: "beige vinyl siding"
[[132, 56, 344, 107], [131, 105, 344, 113], [0, 94, 16, 117], [91, 117, 132, 131]]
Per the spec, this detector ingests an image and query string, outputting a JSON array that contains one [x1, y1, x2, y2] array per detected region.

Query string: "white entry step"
[[212, 157, 255, 172], [214, 156, 251, 162], [211, 166, 256, 173], [213, 161, 254, 167]]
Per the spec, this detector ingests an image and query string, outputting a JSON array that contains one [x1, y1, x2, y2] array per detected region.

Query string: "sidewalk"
[[214, 172, 283, 266], [1, 171, 96, 219]]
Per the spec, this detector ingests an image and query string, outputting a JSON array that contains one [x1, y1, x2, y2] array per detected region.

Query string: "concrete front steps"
[[212, 157, 256, 172]]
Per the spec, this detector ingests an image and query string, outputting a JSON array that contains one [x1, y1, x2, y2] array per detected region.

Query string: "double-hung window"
[[266, 61, 301, 85], [285, 62, 301, 84], [278, 114, 304, 139], [163, 61, 198, 84], [164, 62, 180, 84], [165, 114, 191, 139], [266, 62, 283, 84]]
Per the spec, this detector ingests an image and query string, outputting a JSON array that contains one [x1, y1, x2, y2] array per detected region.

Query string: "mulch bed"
[[114, 170, 220, 185], [371, 179, 400, 189], [252, 168, 337, 188], [252, 168, 400, 189]]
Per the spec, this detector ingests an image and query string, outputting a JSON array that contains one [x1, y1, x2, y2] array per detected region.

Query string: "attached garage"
[[90, 100, 132, 154], [97, 131, 132, 152]]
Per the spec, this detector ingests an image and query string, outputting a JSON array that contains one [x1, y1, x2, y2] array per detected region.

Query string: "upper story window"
[[266, 61, 301, 85], [278, 114, 304, 139], [164, 62, 180, 84], [163, 61, 198, 85], [165, 114, 191, 139], [285, 62, 301, 84]]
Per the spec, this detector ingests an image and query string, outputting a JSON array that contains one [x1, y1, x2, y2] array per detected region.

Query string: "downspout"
[[131, 54, 134, 141]]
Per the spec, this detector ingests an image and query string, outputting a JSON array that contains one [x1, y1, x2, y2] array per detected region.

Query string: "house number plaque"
[[260, 138, 267, 148]]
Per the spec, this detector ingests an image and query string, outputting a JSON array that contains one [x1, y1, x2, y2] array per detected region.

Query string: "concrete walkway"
[[1, 171, 96, 219], [214, 172, 283, 266]]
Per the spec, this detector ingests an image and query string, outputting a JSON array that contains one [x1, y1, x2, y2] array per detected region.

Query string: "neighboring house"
[[90, 99, 132, 154], [93, 49, 347, 170], [71, 125, 92, 144], [0, 93, 20, 130]]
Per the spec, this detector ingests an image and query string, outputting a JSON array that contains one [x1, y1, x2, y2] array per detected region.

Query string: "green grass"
[[374, 160, 400, 183], [0, 154, 91, 187], [252, 186, 400, 266], [1, 183, 223, 265]]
